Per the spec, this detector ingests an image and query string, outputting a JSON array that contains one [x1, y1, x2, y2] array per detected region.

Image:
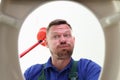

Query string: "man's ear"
[[45, 39, 49, 48], [40, 39, 48, 47], [73, 36, 75, 43]]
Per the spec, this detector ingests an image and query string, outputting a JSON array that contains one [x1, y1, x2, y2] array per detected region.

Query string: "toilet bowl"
[[0, 0, 120, 80]]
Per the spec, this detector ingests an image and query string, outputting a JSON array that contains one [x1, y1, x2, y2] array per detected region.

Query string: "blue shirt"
[[24, 58, 101, 80]]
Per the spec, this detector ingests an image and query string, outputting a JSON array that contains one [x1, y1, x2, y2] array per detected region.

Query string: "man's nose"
[[59, 36, 66, 44]]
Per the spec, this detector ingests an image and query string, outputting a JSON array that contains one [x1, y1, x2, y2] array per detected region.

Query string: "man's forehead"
[[50, 24, 71, 31], [50, 27, 71, 33]]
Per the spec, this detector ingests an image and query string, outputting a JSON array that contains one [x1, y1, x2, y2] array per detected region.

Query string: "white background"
[[18, 1, 105, 73]]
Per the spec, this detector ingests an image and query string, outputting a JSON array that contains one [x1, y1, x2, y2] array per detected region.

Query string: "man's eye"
[[64, 34, 71, 37], [53, 35, 60, 39]]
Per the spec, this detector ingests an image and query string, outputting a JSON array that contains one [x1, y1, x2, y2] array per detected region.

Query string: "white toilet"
[[0, 0, 120, 80]]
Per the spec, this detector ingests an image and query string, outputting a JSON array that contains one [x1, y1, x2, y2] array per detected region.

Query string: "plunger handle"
[[20, 40, 42, 58]]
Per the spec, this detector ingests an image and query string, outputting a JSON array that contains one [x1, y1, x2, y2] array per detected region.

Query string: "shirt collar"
[[44, 57, 74, 72]]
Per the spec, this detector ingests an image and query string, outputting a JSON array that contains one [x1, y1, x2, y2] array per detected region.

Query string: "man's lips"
[[58, 45, 70, 48]]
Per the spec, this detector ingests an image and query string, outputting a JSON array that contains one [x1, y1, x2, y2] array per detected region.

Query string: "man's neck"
[[51, 57, 71, 71]]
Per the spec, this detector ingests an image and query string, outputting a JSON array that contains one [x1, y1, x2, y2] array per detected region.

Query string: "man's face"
[[46, 24, 75, 60]]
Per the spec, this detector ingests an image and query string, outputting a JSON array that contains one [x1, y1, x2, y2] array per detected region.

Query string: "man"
[[24, 19, 101, 80]]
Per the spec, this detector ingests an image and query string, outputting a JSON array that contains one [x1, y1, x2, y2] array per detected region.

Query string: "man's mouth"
[[58, 45, 69, 48]]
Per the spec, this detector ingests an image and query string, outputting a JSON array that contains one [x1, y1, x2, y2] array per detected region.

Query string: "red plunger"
[[20, 27, 46, 58]]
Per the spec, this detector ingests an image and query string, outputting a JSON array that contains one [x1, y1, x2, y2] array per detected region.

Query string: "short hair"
[[47, 19, 72, 33]]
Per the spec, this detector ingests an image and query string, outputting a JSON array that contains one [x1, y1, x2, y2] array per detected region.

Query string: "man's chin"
[[57, 57, 71, 60], [57, 55, 72, 60]]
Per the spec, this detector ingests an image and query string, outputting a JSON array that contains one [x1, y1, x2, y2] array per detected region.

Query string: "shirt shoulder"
[[78, 58, 101, 68], [24, 64, 44, 80], [77, 58, 101, 80]]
